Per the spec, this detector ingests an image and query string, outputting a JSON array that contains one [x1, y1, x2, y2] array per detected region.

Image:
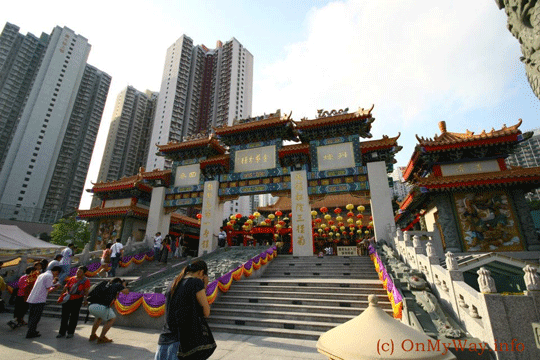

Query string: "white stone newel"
[[445, 251, 458, 271], [396, 228, 403, 241], [523, 265, 540, 291], [413, 235, 421, 248], [426, 241, 435, 257], [477, 267, 497, 293]]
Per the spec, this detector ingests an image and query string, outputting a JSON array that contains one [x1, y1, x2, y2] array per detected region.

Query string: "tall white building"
[[146, 36, 253, 171], [0, 24, 111, 222], [391, 166, 412, 202]]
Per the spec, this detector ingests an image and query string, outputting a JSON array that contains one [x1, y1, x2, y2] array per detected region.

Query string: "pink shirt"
[[27, 270, 55, 304], [17, 275, 29, 297]]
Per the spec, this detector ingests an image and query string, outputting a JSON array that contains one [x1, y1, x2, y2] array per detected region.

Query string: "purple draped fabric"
[[206, 281, 217, 297]]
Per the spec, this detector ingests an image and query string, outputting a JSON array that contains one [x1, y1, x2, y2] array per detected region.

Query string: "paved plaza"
[[0, 312, 326, 360]]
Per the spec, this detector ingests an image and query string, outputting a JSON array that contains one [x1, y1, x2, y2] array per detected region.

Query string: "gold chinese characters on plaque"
[[234, 146, 276, 173], [316, 142, 355, 171]]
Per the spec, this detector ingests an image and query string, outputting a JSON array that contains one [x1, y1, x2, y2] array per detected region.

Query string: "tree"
[[51, 215, 91, 250]]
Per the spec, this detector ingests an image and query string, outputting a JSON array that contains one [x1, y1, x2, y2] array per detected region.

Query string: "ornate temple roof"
[[414, 166, 540, 191], [278, 143, 310, 158], [213, 111, 297, 146], [199, 154, 230, 170], [294, 106, 375, 142], [403, 120, 530, 182], [170, 213, 200, 227], [415, 120, 526, 148], [258, 193, 370, 212], [360, 134, 401, 153], [156, 136, 226, 160], [90, 168, 171, 194], [77, 205, 149, 219]]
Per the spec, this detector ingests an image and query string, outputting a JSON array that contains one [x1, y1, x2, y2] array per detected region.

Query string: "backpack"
[[87, 280, 109, 305]]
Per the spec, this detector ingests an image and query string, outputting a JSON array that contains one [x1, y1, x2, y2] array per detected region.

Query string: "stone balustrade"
[[387, 229, 540, 360]]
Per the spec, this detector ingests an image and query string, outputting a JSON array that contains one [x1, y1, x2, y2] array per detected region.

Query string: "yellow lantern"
[[365, 230, 370, 234], [336, 216, 343, 222], [268, 214, 275, 219], [357, 230, 362, 234], [347, 218, 354, 224], [340, 226, 346, 231], [274, 233, 279, 238], [356, 220, 362, 225], [346, 204, 354, 211], [245, 219, 253, 225], [227, 221, 232, 226], [324, 214, 332, 220], [357, 205, 365, 212], [318, 228, 323, 233], [331, 225, 337, 231], [253, 212, 260, 217], [230, 215, 235, 220], [328, 232, 334, 237], [275, 224, 282, 230], [311, 210, 318, 217]]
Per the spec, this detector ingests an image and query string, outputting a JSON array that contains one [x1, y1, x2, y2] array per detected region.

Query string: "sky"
[[2, 0, 539, 210]]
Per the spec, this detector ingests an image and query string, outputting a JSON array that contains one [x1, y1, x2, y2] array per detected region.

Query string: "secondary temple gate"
[[148, 106, 401, 256]]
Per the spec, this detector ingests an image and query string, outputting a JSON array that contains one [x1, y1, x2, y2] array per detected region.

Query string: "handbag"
[[57, 292, 70, 304]]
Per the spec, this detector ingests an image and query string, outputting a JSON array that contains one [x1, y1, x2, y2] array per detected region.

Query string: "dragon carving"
[[496, 0, 540, 99]]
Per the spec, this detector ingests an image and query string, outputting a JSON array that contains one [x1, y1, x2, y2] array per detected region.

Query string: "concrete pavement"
[[0, 312, 326, 359]]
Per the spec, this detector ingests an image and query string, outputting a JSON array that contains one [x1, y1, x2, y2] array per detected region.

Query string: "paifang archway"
[[148, 106, 401, 256]]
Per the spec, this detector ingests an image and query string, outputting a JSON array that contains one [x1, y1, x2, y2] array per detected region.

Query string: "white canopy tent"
[[0, 225, 62, 255]]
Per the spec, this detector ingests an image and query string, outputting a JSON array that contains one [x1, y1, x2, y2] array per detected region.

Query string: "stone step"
[[211, 300, 388, 317], [260, 272, 378, 278], [210, 308, 354, 330], [230, 284, 387, 294], [214, 295, 391, 310], [238, 279, 383, 288], [206, 323, 322, 341], [219, 289, 383, 301], [207, 313, 351, 332]]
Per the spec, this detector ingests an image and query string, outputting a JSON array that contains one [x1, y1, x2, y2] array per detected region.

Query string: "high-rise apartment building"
[[506, 128, 540, 200], [0, 23, 111, 223], [146, 35, 253, 170], [93, 86, 157, 207], [0, 23, 49, 169], [391, 166, 412, 202]]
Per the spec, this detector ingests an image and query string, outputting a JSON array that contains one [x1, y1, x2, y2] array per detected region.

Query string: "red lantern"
[[236, 213, 242, 219], [334, 208, 342, 214], [320, 207, 328, 213], [230, 220, 236, 224], [248, 215, 255, 220], [315, 218, 322, 223], [275, 211, 283, 217], [328, 220, 334, 226], [369, 216, 373, 220], [278, 220, 285, 226], [322, 233, 327, 238], [333, 239, 340, 243], [196, 213, 202, 219], [288, 213, 292, 218], [265, 219, 272, 224], [347, 212, 354, 218], [338, 222, 344, 227], [357, 214, 364, 219], [349, 232, 354, 236]]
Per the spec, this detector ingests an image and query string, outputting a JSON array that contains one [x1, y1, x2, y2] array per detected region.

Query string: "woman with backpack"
[[154, 260, 216, 360], [56, 265, 91, 338]]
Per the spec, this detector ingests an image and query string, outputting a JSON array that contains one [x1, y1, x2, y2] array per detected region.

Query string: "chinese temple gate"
[[396, 120, 540, 253], [154, 106, 401, 256]]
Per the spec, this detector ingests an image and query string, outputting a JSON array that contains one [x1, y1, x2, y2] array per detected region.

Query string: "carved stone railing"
[[389, 230, 540, 360]]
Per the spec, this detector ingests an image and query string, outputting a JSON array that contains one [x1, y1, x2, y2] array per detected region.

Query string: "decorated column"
[[367, 160, 395, 242], [146, 186, 171, 241], [291, 170, 313, 256], [199, 180, 219, 255]]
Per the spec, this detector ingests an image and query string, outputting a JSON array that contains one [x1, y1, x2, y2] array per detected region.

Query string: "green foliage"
[[38, 232, 51, 242], [50, 215, 90, 250]]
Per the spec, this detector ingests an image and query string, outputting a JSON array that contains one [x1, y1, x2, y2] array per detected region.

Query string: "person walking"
[[154, 260, 216, 360], [58, 244, 75, 284], [153, 232, 163, 261], [160, 235, 171, 264], [56, 266, 91, 338], [7, 266, 34, 329], [46, 254, 63, 271], [218, 227, 227, 248], [109, 239, 124, 277], [99, 243, 112, 277], [25, 266, 61, 339], [88, 278, 129, 343]]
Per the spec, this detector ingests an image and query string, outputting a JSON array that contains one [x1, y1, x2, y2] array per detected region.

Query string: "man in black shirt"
[[87, 278, 129, 343]]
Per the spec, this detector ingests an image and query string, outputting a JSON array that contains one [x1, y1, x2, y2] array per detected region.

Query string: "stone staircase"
[[207, 255, 392, 340]]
